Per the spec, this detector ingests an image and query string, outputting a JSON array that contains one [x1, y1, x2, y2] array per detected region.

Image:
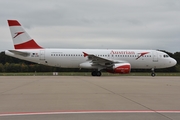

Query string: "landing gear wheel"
[[91, 71, 102, 76], [91, 71, 96, 76], [151, 73, 156, 77], [96, 71, 101, 76], [151, 68, 156, 77]]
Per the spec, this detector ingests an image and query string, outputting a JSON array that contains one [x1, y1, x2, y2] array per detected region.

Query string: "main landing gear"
[[151, 68, 156, 77], [91, 71, 102, 76]]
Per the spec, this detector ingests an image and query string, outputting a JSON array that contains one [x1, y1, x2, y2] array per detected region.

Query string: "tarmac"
[[0, 76, 180, 120]]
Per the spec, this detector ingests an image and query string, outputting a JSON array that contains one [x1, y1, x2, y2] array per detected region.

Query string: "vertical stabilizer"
[[7, 20, 42, 49]]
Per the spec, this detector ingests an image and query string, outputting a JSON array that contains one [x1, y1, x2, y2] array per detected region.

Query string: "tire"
[[96, 71, 101, 76], [91, 71, 96, 76], [151, 73, 156, 77], [91, 71, 101, 76]]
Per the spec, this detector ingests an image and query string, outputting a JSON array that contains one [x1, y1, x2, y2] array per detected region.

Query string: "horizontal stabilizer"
[[8, 50, 30, 57]]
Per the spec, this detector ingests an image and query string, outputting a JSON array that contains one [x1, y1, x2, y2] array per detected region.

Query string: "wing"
[[82, 52, 125, 68]]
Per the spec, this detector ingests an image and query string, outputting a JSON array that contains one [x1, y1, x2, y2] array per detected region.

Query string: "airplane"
[[5, 20, 177, 77]]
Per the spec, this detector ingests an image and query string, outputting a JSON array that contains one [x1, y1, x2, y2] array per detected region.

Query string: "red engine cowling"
[[107, 63, 131, 74]]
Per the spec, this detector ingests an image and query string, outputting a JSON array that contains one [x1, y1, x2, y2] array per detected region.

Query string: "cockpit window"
[[163, 55, 169, 58]]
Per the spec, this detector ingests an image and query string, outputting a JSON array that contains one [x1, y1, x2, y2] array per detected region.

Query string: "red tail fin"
[[8, 20, 43, 49]]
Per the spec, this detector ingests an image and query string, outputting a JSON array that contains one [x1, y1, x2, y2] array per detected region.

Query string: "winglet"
[[83, 52, 88, 57]]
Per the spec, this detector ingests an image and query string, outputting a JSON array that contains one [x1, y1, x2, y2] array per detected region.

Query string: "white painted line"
[[0, 110, 180, 117]]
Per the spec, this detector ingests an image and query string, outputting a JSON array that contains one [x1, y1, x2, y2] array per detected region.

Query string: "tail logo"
[[13, 32, 24, 38]]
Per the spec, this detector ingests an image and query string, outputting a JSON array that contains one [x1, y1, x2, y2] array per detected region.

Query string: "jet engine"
[[107, 63, 131, 74]]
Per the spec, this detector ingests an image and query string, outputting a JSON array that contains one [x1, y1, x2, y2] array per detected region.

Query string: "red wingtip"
[[8, 20, 21, 26], [83, 52, 88, 57]]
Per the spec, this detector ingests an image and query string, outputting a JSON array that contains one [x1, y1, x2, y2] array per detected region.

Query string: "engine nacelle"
[[107, 63, 131, 74]]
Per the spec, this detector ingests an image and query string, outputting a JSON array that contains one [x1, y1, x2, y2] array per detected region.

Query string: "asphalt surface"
[[0, 76, 180, 120]]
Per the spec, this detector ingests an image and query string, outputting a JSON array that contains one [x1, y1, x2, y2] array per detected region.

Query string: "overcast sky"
[[0, 0, 180, 53]]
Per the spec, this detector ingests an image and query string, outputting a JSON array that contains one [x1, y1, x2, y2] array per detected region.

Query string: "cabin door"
[[40, 50, 45, 60], [153, 51, 158, 62]]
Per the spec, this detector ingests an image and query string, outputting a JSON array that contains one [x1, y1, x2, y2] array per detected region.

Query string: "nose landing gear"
[[151, 68, 156, 77]]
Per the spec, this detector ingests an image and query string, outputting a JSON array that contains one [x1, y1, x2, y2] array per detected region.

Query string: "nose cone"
[[170, 58, 177, 67]]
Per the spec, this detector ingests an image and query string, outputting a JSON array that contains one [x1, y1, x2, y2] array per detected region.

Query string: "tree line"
[[0, 51, 180, 72]]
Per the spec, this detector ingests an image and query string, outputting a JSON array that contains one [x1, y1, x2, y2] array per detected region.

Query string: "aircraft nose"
[[170, 58, 177, 66]]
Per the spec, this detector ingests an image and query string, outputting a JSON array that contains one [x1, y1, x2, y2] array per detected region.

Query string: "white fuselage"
[[5, 49, 177, 69], [6, 20, 177, 76]]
